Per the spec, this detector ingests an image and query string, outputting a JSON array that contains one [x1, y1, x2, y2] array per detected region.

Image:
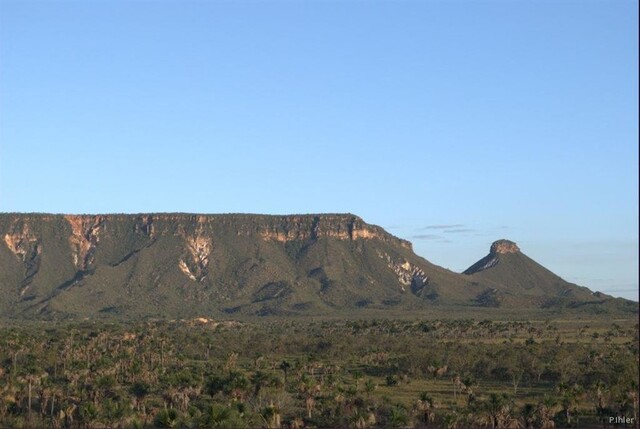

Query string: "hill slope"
[[0, 215, 635, 319], [463, 239, 636, 313]]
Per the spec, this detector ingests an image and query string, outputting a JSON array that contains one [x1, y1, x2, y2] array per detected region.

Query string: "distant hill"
[[463, 239, 637, 313], [0, 214, 635, 320]]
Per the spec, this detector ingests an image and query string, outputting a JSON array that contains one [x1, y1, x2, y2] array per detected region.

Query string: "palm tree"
[[129, 381, 149, 413], [60, 402, 78, 429], [261, 402, 281, 429], [483, 393, 509, 429], [389, 405, 408, 428], [279, 361, 291, 387], [173, 388, 190, 413], [102, 398, 130, 429], [556, 382, 582, 426], [0, 383, 18, 419], [37, 385, 51, 419], [225, 352, 239, 373], [79, 402, 99, 429], [352, 370, 363, 391], [364, 379, 376, 397], [536, 396, 557, 429], [251, 371, 271, 398], [350, 408, 375, 429], [415, 392, 436, 427], [520, 403, 536, 429], [48, 386, 63, 421], [442, 410, 461, 429], [298, 375, 320, 419], [201, 404, 231, 428]]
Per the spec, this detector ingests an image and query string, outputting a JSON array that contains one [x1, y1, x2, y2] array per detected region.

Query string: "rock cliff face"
[[3, 222, 40, 263], [490, 239, 520, 254], [377, 251, 429, 293], [64, 215, 105, 271], [135, 215, 155, 238], [3, 221, 42, 297], [179, 222, 212, 282], [0, 214, 633, 319], [463, 239, 520, 275], [239, 214, 410, 248]]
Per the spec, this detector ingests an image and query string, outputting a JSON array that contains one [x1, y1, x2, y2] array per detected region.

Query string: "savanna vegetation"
[[0, 318, 637, 428]]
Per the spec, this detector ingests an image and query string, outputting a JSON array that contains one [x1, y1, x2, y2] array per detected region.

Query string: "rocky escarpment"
[[1, 214, 408, 286], [0, 215, 633, 319], [3, 221, 42, 296], [244, 214, 411, 248]]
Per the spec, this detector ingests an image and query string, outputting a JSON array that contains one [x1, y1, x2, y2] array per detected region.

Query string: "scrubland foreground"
[[0, 317, 637, 428]]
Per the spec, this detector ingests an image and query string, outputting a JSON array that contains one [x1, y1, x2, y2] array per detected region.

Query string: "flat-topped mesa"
[[0, 213, 412, 249], [490, 239, 520, 255]]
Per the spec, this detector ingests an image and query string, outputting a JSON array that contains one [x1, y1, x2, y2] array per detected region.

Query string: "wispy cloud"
[[422, 224, 464, 230], [411, 234, 442, 240], [443, 228, 476, 234]]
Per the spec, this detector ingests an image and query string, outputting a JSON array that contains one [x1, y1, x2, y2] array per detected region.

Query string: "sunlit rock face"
[[3, 221, 42, 296], [3, 222, 40, 263], [490, 239, 520, 255], [64, 215, 105, 270], [253, 215, 411, 249], [463, 239, 520, 275], [179, 226, 212, 282]]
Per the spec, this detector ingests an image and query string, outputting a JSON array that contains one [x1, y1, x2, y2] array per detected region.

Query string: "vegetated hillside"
[[462, 239, 637, 313], [0, 214, 634, 320]]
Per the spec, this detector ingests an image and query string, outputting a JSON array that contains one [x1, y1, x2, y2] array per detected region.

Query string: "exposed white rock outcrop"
[[378, 251, 429, 293], [179, 223, 212, 282], [64, 215, 105, 270]]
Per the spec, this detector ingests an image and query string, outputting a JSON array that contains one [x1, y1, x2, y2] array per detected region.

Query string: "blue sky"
[[0, 0, 637, 300]]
